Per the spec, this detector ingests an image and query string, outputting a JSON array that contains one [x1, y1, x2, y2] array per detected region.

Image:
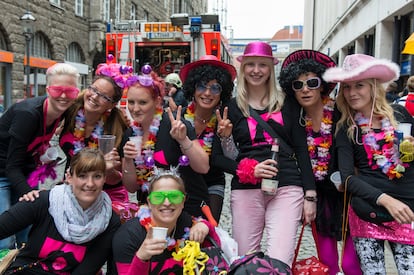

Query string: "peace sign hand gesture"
[[167, 106, 187, 143], [216, 107, 233, 138]]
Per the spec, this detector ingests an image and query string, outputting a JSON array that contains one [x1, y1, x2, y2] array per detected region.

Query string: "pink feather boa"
[[27, 163, 57, 188], [236, 158, 260, 184]]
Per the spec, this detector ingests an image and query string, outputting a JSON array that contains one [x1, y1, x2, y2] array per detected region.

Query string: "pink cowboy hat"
[[323, 54, 400, 84], [179, 55, 237, 82], [236, 41, 279, 65]]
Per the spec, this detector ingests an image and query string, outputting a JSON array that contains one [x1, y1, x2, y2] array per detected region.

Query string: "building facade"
[[0, 0, 205, 111], [303, 0, 414, 88]]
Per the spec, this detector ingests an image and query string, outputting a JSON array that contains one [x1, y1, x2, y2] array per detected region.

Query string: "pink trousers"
[[231, 186, 303, 266]]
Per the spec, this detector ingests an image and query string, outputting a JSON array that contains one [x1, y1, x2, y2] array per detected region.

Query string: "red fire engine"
[[105, 15, 232, 78]]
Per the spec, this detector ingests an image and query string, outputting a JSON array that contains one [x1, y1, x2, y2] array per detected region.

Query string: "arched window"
[[66, 42, 83, 63], [0, 32, 6, 50], [32, 32, 51, 59]]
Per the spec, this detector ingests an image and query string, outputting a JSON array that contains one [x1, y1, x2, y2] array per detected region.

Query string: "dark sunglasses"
[[148, 190, 185, 205], [88, 85, 115, 103], [292, 77, 321, 92], [47, 86, 80, 99], [196, 82, 222, 95]]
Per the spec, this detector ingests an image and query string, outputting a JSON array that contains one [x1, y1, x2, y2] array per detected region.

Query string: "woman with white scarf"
[[0, 148, 120, 274]]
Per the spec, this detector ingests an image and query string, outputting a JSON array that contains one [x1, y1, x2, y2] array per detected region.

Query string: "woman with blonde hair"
[[324, 53, 414, 273]]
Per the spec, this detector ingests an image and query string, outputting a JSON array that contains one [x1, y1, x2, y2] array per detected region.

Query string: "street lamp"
[[20, 11, 36, 98]]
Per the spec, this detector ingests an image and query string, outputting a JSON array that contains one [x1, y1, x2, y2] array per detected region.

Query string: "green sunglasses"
[[148, 190, 185, 205]]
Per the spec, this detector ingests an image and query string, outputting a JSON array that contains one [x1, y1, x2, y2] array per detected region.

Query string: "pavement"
[[219, 174, 398, 274]]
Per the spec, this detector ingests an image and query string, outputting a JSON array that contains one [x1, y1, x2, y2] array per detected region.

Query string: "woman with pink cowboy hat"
[[212, 41, 317, 267], [324, 53, 414, 273]]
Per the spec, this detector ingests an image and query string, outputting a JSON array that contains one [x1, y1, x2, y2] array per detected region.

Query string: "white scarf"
[[49, 184, 112, 244]]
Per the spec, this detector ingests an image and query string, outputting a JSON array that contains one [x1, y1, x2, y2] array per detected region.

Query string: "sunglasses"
[[148, 190, 185, 205], [292, 77, 321, 92], [88, 85, 115, 103], [196, 82, 222, 95], [47, 86, 80, 99]]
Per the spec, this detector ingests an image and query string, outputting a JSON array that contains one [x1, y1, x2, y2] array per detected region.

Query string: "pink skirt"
[[349, 206, 414, 245]]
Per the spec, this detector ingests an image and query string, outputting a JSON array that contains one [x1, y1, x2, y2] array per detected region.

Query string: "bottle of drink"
[[261, 138, 279, 195]]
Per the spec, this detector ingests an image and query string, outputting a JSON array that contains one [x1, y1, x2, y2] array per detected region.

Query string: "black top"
[[0, 191, 121, 274], [0, 96, 59, 196], [336, 104, 414, 205], [212, 97, 315, 191]]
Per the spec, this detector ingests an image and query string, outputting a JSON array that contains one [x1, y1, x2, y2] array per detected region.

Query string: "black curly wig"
[[182, 64, 234, 104], [279, 58, 332, 97]]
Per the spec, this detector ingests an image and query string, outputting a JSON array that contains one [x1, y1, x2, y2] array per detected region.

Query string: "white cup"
[[129, 136, 143, 155], [152, 227, 168, 240], [398, 123, 412, 137], [98, 135, 116, 154], [40, 147, 59, 164], [330, 171, 344, 192]]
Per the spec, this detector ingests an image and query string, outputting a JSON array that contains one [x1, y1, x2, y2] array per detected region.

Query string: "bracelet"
[[304, 196, 318, 202], [180, 141, 193, 151]]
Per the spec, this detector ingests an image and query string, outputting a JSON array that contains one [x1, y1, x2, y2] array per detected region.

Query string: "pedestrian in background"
[[0, 63, 80, 250], [0, 147, 121, 274], [179, 55, 236, 223], [212, 41, 316, 267], [279, 50, 362, 275], [120, 65, 210, 217], [396, 75, 414, 116], [324, 53, 414, 274], [163, 73, 188, 111], [60, 62, 129, 203]]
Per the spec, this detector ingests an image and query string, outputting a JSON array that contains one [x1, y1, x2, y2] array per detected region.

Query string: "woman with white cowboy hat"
[[280, 50, 362, 275], [324, 53, 414, 274], [212, 41, 316, 267]]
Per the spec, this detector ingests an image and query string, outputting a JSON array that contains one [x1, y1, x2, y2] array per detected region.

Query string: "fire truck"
[[105, 15, 232, 78]]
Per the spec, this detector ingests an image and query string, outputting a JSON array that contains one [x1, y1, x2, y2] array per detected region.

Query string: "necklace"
[[72, 108, 107, 155], [305, 97, 333, 181], [130, 107, 162, 192], [355, 112, 407, 179], [184, 102, 216, 155]]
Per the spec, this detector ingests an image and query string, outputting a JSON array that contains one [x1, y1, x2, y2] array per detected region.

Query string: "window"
[[49, 0, 60, 6], [103, 0, 110, 22], [0, 32, 6, 50], [130, 3, 136, 20], [144, 10, 149, 21], [32, 33, 51, 59], [75, 0, 83, 16], [65, 42, 83, 63], [115, 0, 121, 21]]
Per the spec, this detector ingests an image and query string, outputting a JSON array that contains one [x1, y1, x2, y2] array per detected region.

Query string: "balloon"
[[141, 64, 152, 75]]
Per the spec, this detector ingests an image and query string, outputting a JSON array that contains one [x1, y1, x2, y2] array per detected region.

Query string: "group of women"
[[0, 40, 414, 274]]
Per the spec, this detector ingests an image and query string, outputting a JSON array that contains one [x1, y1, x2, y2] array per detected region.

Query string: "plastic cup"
[[129, 136, 142, 155], [40, 147, 59, 164], [398, 123, 412, 137], [98, 135, 116, 154], [330, 171, 344, 192], [152, 227, 168, 240]]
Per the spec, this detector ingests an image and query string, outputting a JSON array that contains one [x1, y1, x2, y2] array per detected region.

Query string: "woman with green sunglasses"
[[112, 173, 220, 274]]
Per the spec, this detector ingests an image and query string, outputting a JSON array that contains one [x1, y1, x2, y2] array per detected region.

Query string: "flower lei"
[[72, 108, 108, 155], [305, 97, 334, 181], [184, 102, 217, 155], [355, 112, 407, 179], [137, 205, 191, 251], [131, 107, 162, 192]]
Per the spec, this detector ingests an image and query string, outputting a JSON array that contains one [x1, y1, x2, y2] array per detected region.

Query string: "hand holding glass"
[[98, 135, 116, 154]]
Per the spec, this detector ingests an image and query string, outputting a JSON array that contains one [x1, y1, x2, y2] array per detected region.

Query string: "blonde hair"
[[236, 57, 284, 117], [46, 63, 80, 86], [336, 79, 397, 142]]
